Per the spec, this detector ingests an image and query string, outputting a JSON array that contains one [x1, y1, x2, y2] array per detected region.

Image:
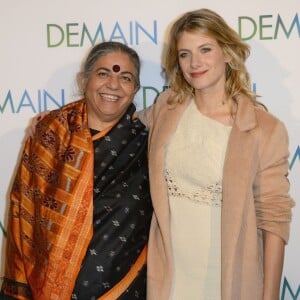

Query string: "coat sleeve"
[[253, 120, 295, 244]]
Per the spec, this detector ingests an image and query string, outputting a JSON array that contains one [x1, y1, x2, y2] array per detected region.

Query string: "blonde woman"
[[139, 8, 294, 300]]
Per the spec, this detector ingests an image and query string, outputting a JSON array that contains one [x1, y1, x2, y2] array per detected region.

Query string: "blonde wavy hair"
[[163, 8, 261, 107]]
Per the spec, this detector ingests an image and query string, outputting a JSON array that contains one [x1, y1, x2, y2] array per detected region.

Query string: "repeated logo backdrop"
[[0, 1, 299, 298]]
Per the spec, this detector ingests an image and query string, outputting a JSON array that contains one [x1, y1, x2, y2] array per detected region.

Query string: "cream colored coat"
[[138, 89, 294, 300]]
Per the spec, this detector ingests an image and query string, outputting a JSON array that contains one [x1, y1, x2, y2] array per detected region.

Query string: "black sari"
[[71, 104, 152, 299]]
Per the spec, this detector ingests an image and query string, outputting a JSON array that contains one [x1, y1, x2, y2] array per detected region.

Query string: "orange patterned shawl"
[[2, 100, 103, 299]]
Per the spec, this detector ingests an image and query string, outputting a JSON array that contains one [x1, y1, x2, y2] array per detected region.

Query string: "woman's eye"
[[120, 75, 134, 83], [201, 47, 211, 53], [178, 52, 188, 58], [98, 72, 109, 78]]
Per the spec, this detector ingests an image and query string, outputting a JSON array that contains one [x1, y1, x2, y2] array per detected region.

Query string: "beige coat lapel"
[[148, 96, 191, 236]]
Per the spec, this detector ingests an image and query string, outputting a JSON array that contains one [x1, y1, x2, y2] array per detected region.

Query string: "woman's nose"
[[190, 54, 202, 69], [106, 75, 120, 89]]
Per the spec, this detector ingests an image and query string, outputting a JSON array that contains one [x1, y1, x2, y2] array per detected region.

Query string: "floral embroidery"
[[69, 122, 81, 133], [41, 131, 56, 147], [61, 146, 76, 162], [164, 169, 222, 206], [42, 195, 58, 210]]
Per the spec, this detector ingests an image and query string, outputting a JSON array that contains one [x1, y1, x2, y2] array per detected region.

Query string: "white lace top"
[[165, 100, 232, 300]]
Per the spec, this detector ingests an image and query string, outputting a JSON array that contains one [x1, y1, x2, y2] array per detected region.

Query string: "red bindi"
[[112, 64, 120, 72]]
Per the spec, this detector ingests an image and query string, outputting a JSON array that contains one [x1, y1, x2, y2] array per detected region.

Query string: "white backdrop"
[[1, 1, 299, 298]]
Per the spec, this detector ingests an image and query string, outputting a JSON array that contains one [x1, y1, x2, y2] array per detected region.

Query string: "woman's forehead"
[[93, 52, 135, 72]]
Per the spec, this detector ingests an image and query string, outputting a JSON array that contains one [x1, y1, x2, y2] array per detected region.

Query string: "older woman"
[[1, 42, 152, 300]]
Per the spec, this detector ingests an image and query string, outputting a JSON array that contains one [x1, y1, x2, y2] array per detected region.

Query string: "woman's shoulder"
[[238, 94, 284, 128], [253, 105, 289, 144], [136, 89, 178, 128], [36, 99, 86, 133], [155, 88, 176, 105], [42, 99, 84, 120], [236, 94, 288, 139], [53, 99, 85, 115], [254, 104, 285, 128]]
